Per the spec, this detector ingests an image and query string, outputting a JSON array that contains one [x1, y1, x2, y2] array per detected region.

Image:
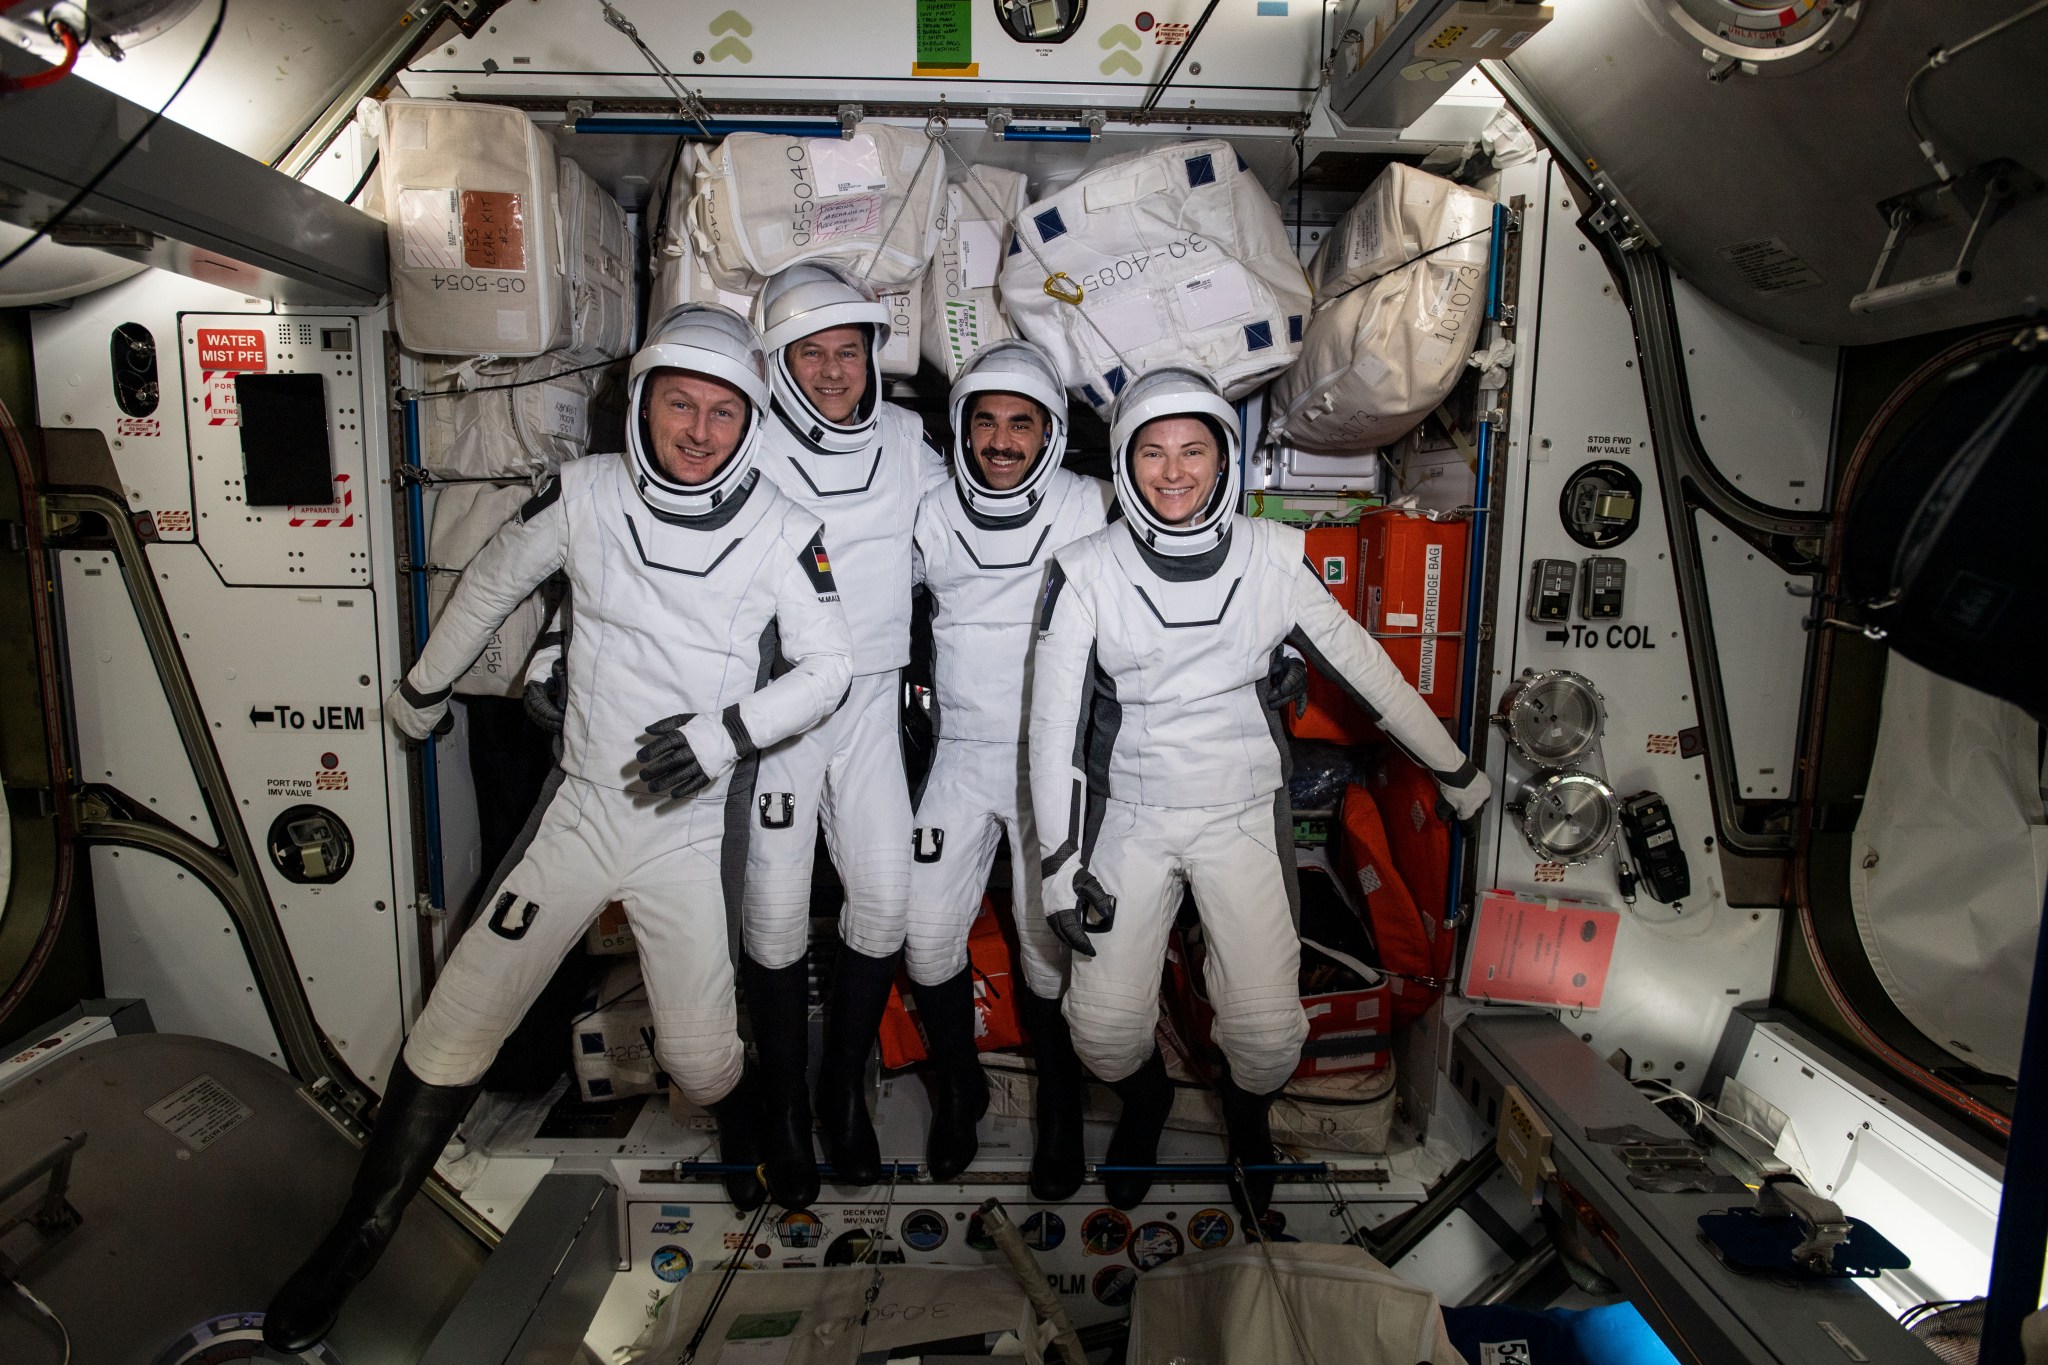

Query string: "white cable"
[[858, 122, 941, 287], [1239, 1160, 1321, 1365], [8, 1279, 71, 1365], [1638, 1077, 1783, 1157], [1903, 0, 2048, 182]]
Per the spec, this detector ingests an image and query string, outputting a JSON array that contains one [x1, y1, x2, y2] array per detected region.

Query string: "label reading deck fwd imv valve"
[[916, 0, 972, 66]]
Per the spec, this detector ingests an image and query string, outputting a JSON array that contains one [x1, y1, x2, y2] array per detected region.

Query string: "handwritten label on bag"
[[461, 190, 527, 271]]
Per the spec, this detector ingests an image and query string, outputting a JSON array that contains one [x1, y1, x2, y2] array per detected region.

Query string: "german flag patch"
[[800, 533, 839, 598]]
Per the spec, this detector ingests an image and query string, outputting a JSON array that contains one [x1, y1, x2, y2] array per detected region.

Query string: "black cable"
[[404, 357, 617, 400], [1136, 0, 1224, 120], [650, 135, 688, 252], [344, 150, 380, 206], [1319, 223, 1495, 308], [1294, 132, 1306, 257], [682, 1199, 772, 1362], [0, 0, 229, 274]]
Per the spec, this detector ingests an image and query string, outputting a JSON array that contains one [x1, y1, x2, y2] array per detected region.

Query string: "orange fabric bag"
[[1336, 781, 1452, 1025], [877, 898, 1024, 1068]]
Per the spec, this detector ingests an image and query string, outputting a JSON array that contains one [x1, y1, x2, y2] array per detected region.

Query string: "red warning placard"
[[1460, 890, 1619, 1011], [195, 328, 267, 372]]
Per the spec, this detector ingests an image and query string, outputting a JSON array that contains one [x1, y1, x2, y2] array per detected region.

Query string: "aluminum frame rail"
[[1454, 1014, 1941, 1365], [40, 478, 497, 1249], [0, 47, 387, 307], [1483, 60, 1830, 856]]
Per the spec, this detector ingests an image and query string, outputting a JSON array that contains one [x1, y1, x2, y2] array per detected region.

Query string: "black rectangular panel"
[[235, 372, 332, 507]]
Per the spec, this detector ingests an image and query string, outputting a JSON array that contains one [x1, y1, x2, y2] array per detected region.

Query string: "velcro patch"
[[489, 891, 539, 940]]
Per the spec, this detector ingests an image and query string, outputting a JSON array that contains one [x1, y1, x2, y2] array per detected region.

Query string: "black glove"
[[637, 713, 712, 800], [1047, 869, 1117, 958], [522, 653, 566, 734], [1265, 648, 1309, 717]]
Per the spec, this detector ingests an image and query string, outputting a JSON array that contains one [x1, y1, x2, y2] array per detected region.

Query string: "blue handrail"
[[1445, 202, 1510, 927], [571, 117, 848, 138], [400, 399, 445, 916], [1000, 126, 1096, 142]]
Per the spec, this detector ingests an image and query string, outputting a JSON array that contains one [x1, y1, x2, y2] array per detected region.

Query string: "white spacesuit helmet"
[[626, 302, 772, 519], [757, 261, 892, 454], [948, 339, 1069, 518], [1108, 366, 1243, 557]]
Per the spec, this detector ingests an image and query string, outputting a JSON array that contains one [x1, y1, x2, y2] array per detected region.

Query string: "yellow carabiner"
[[1043, 272, 1084, 305]]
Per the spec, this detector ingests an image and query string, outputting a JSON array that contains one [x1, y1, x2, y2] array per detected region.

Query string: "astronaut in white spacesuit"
[[1028, 367, 1491, 1216], [264, 305, 851, 1352], [743, 262, 949, 1204], [906, 340, 1109, 1193]]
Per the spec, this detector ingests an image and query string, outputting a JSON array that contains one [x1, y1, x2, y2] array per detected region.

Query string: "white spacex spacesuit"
[[1029, 369, 1491, 1102], [392, 310, 852, 1106], [908, 343, 1109, 998], [744, 264, 950, 968], [907, 339, 1108, 1193], [739, 263, 949, 1196], [265, 305, 849, 1352]]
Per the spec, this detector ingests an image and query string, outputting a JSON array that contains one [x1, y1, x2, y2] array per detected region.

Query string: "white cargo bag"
[[569, 958, 668, 1102], [688, 125, 945, 290], [876, 283, 921, 377], [1269, 164, 1492, 453], [426, 481, 550, 698], [999, 139, 1310, 415], [417, 359, 592, 480], [556, 156, 633, 367], [1130, 1243, 1465, 1365], [922, 168, 1029, 379], [979, 1047, 1396, 1154], [650, 154, 764, 316], [375, 98, 568, 357]]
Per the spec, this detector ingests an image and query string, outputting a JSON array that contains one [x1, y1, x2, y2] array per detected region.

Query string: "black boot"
[[1218, 1069, 1281, 1222], [1019, 988, 1085, 1201], [814, 941, 897, 1185], [703, 1065, 769, 1212], [263, 1059, 480, 1352], [742, 954, 820, 1209], [909, 968, 988, 1180], [1102, 1049, 1174, 1211]]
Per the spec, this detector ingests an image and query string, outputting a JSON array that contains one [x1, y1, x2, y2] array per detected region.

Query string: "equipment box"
[[1362, 510, 1468, 719]]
